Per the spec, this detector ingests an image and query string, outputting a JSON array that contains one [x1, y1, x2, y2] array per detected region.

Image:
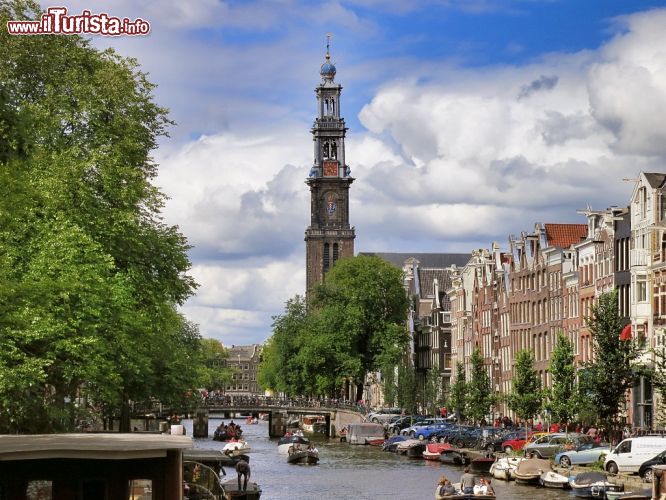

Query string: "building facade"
[[225, 344, 263, 397]]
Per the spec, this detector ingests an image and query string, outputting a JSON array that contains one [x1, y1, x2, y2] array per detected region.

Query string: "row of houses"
[[373, 172, 666, 430]]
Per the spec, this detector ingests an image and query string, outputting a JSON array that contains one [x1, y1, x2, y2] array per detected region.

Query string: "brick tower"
[[305, 39, 355, 298]]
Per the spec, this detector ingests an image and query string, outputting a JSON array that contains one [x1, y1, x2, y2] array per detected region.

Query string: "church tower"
[[305, 39, 355, 298]]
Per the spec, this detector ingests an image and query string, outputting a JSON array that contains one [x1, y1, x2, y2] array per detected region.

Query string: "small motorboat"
[[277, 433, 310, 454], [220, 478, 262, 499], [287, 448, 320, 465], [539, 470, 570, 489], [489, 456, 525, 481], [440, 449, 465, 465], [470, 456, 495, 472], [223, 439, 251, 457], [395, 439, 425, 458], [606, 490, 652, 500], [382, 435, 407, 452], [423, 442, 452, 460], [512, 457, 551, 485], [569, 471, 623, 498], [448, 482, 496, 499]]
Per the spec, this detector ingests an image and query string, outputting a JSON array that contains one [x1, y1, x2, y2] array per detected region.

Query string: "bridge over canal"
[[192, 397, 367, 438]]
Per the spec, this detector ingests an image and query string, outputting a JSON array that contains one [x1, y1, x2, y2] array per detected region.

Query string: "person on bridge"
[[235, 459, 251, 491]]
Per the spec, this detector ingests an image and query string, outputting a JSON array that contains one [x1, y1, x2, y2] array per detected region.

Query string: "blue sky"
[[31, 0, 666, 346]]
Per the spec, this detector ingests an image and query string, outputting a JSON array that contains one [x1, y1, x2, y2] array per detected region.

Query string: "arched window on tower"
[[331, 99, 335, 116], [333, 243, 339, 264], [331, 141, 337, 159], [323, 243, 330, 273], [323, 141, 330, 158]]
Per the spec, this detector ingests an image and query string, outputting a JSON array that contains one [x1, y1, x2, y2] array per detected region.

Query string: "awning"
[[620, 324, 632, 341]]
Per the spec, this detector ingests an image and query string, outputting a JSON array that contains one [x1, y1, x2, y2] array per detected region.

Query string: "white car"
[[366, 408, 402, 424]]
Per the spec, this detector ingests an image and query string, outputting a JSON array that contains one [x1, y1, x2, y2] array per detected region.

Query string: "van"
[[604, 436, 666, 474]]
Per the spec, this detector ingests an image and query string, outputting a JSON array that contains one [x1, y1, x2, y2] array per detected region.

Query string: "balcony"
[[631, 248, 650, 267]]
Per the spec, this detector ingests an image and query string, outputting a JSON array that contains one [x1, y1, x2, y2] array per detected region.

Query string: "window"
[[129, 479, 152, 500], [323, 243, 330, 272], [637, 279, 648, 302]]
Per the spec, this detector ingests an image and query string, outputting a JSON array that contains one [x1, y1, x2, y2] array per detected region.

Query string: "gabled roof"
[[544, 223, 587, 248], [644, 173, 666, 189], [363, 252, 470, 269], [418, 268, 452, 298]]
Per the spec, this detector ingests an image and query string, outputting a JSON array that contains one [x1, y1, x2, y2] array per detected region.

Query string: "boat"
[[448, 482, 497, 499], [223, 439, 251, 457], [277, 433, 310, 454], [470, 456, 495, 472], [245, 416, 259, 425], [423, 442, 452, 460], [440, 449, 466, 465], [213, 422, 244, 442], [606, 490, 652, 500], [512, 457, 552, 485], [569, 471, 623, 498], [287, 448, 320, 465], [395, 438, 426, 457], [539, 470, 571, 488], [0, 433, 192, 500], [382, 435, 407, 452], [220, 478, 262, 500], [347, 422, 385, 445], [489, 456, 525, 480], [184, 447, 249, 471], [301, 415, 327, 433]]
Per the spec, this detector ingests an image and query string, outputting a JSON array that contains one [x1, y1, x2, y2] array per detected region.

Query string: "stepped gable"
[[543, 223, 587, 248]]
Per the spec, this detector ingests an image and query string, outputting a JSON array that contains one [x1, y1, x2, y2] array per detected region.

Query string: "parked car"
[[387, 415, 422, 435], [554, 442, 610, 467], [605, 436, 666, 475], [446, 427, 497, 449], [501, 430, 546, 453], [366, 408, 403, 425], [401, 418, 447, 437], [485, 429, 523, 453], [413, 422, 456, 441], [524, 433, 592, 459], [638, 450, 666, 482]]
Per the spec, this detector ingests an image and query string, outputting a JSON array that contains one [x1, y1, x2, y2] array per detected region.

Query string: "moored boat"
[[539, 470, 570, 489], [605, 490, 652, 500], [489, 456, 525, 481], [440, 449, 465, 465], [424, 442, 452, 460], [569, 471, 623, 498], [512, 457, 551, 485], [302, 415, 327, 433], [347, 422, 385, 445], [395, 438, 425, 457], [220, 478, 262, 500], [470, 456, 495, 472]]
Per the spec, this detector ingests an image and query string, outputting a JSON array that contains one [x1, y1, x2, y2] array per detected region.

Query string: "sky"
[[31, 0, 666, 346]]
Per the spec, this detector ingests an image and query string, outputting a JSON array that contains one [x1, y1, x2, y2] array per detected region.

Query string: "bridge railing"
[[201, 395, 367, 414]]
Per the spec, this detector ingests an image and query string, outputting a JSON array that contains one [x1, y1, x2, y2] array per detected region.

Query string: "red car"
[[501, 431, 549, 453]]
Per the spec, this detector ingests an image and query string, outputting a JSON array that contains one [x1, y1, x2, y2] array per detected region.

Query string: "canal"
[[183, 418, 572, 500]]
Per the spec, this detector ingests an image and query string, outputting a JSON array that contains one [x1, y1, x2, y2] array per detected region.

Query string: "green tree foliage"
[[197, 338, 233, 392], [450, 361, 467, 422], [650, 344, 666, 426], [467, 348, 495, 423], [0, 1, 198, 432], [422, 366, 443, 417], [380, 363, 397, 409], [584, 290, 640, 426], [548, 333, 578, 425], [508, 350, 543, 433], [397, 362, 417, 414], [260, 256, 409, 400]]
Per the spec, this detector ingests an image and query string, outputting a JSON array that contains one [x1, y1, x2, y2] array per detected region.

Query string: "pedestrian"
[[460, 466, 476, 494], [235, 459, 251, 491]]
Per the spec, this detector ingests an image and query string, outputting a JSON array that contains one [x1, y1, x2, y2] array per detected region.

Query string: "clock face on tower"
[[323, 160, 338, 177]]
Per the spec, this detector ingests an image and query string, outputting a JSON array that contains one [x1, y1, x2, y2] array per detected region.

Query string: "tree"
[[310, 254, 410, 400], [584, 290, 640, 426], [197, 338, 233, 392], [450, 361, 467, 423], [548, 333, 578, 426], [0, 1, 198, 432], [651, 344, 666, 426], [467, 348, 494, 424], [396, 362, 417, 415], [508, 350, 543, 436], [422, 366, 443, 417], [380, 363, 397, 409]]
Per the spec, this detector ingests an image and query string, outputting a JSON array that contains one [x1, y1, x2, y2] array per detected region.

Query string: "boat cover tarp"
[[386, 435, 407, 445], [572, 471, 608, 485], [277, 435, 310, 446], [514, 458, 551, 476]]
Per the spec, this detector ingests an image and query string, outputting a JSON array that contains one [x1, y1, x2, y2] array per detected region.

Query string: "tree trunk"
[[120, 393, 131, 433]]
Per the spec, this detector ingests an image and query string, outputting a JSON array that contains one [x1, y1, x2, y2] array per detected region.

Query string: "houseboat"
[[0, 433, 192, 500]]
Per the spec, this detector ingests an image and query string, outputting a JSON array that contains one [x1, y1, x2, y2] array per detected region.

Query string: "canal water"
[[183, 418, 572, 500]]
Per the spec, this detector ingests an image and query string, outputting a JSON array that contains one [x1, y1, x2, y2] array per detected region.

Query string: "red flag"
[[620, 324, 632, 341]]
